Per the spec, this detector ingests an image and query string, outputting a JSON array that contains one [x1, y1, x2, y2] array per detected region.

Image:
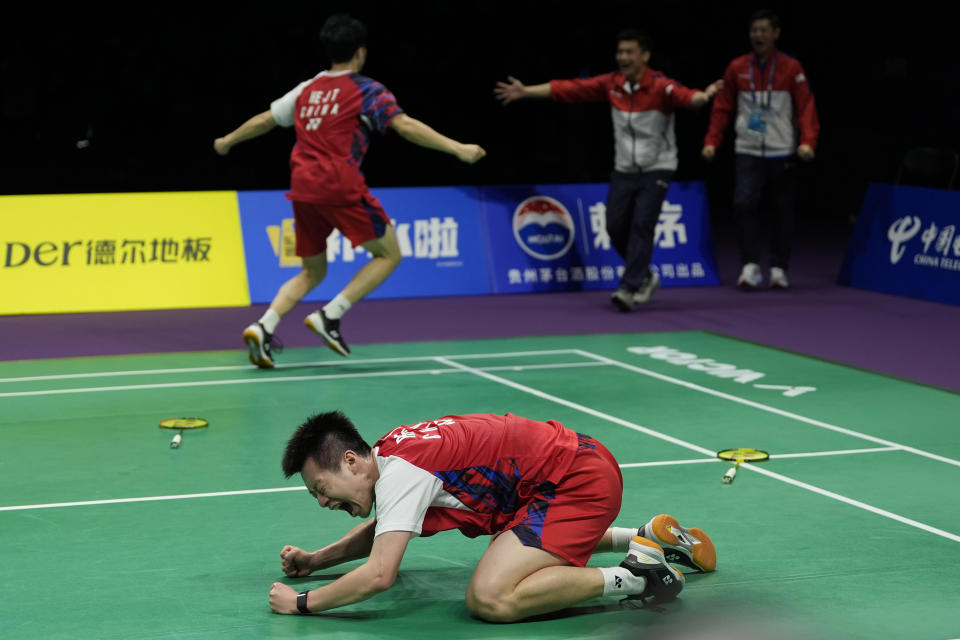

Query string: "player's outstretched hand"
[[457, 144, 487, 164], [494, 76, 526, 105], [213, 137, 231, 156], [269, 582, 299, 614], [704, 79, 724, 99], [280, 544, 316, 577], [701, 145, 716, 161]]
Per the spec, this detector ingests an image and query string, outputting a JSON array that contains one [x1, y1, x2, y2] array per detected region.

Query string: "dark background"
[[3, 1, 957, 227]]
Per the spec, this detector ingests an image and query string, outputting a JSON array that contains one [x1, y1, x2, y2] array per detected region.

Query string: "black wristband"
[[296, 590, 310, 614]]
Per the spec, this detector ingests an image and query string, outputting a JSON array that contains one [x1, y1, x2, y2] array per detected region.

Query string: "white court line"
[[434, 356, 960, 544], [0, 361, 606, 399], [0, 486, 305, 511], [575, 350, 960, 469], [619, 447, 900, 468], [0, 349, 579, 384], [745, 464, 960, 543], [0, 447, 897, 512]]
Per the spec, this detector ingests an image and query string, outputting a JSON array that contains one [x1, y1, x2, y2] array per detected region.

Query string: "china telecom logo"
[[512, 196, 576, 260]]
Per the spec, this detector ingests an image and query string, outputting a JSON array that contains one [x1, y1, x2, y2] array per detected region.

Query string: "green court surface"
[[1, 331, 958, 640]]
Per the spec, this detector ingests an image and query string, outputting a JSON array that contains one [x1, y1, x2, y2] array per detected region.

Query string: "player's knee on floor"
[[465, 585, 522, 623]]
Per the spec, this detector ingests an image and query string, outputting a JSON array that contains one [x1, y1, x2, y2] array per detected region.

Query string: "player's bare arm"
[[213, 110, 277, 156], [270, 530, 411, 614], [494, 76, 552, 104], [280, 518, 377, 577], [690, 80, 724, 108], [388, 113, 486, 164]]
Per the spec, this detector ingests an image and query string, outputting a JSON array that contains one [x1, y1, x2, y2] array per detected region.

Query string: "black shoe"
[[305, 309, 351, 357], [242, 322, 283, 368], [620, 536, 685, 603]]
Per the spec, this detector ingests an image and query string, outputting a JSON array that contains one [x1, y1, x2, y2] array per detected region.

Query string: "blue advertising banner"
[[838, 184, 960, 306], [237, 187, 491, 303], [479, 182, 719, 293]]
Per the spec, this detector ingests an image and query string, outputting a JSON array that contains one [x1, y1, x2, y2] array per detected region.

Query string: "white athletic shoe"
[[770, 267, 789, 289], [737, 263, 762, 290], [633, 271, 661, 304]]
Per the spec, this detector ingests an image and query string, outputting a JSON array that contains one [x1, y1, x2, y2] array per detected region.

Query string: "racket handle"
[[721, 465, 737, 484], [170, 432, 182, 449]]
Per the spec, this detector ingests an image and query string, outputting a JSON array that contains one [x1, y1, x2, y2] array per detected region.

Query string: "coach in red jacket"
[[496, 30, 722, 312], [702, 10, 820, 290]]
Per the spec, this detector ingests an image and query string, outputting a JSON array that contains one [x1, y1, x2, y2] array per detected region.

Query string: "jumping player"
[[214, 14, 485, 367], [267, 411, 716, 621]]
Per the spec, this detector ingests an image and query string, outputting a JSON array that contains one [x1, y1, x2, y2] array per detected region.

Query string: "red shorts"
[[291, 193, 391, 257], [504, 436, 623, 566]]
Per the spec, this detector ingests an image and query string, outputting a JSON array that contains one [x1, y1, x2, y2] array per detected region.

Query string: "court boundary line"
[[574, 350, 960, 469], [433, 356, 960, 544], [0, 447, 902, 512]]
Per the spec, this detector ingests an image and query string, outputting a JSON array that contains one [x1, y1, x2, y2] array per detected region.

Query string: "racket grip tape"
[[721, 466, 737, 484]]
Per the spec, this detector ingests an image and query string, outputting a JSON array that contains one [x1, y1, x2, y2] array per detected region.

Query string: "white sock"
[[322, 293, 352, 320], [258, 309, 280, 334], [598, 566, 647, 597], [611, 527, 640, 553]]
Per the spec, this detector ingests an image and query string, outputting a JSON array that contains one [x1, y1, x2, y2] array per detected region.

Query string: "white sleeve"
[[374, 455, 444, 538], [269, 77, 314, 128]]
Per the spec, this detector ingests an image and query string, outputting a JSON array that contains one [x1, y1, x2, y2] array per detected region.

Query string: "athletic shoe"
[[639, 513, 716, 573], [304, 309, 351, 357], [770, 267, 789, 289], [633, 270, 661, 304], [737, 263, 762, 290], [242, 322, 282, 368], [620, 536, 685, 603], [611, 287, 635, 312]]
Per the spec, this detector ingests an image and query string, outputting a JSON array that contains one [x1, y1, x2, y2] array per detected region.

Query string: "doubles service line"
[[0, 361, 607, 398], [436, 356, 960, 544], [0, 446, 898, 512], [575, 350, 960, 469], [0, 349, 580, 384]]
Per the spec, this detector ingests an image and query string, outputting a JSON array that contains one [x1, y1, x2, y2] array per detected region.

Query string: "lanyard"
[[749, 52, 777, 109]]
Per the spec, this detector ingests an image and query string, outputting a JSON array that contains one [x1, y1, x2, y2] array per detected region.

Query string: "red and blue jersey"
[[270, 70, 403, 205], [371, 414, 583, 539]]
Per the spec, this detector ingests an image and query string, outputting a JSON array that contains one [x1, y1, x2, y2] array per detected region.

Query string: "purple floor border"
[[4, 223, 958, 394]]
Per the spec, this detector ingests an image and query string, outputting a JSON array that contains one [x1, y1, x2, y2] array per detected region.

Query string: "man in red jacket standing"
[[702, 10, 820, 290], [496, 30, 722, 312]]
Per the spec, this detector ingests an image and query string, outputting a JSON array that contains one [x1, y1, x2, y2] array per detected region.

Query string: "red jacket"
[[550, 67, 697, 172], [704, 48, 819, 157]]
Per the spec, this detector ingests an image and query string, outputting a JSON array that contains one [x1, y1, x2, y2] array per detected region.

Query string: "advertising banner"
[[237, 187, 491, 304], [479, 181, 719, 293], [0, 192, 250, 314], [838, 184, 960, 306]]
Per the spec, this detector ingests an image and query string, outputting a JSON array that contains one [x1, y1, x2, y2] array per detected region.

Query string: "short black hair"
[[320, 13, 367, 63], [616, 29, 653, 53], [749, 9, 781, 30], [282, 410, 372, 478]]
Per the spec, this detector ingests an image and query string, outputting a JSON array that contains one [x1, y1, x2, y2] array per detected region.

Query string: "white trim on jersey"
[[373, 454, 471, 538], [270, 69, 350, 128]]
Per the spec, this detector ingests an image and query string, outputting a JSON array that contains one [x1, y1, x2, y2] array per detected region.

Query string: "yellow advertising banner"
[[0, 192, 250, 314]]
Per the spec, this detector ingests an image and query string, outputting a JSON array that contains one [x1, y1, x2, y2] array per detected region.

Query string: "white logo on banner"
[[887, 216, 922, 264], [886, 215, 960, 272]]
